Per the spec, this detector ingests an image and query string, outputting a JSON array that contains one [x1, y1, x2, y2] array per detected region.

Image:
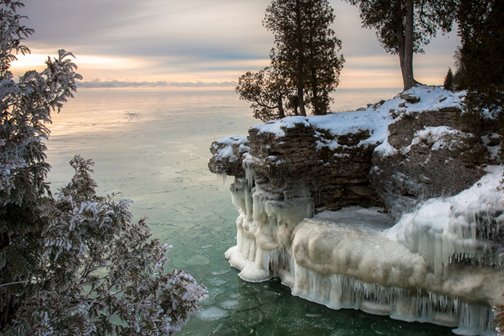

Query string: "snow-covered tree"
[[3, 156, 207, 335], [0, 1, 206, 334]]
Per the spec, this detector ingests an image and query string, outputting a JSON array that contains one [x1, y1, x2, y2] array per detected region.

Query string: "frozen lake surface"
[[46, 87, 451, 335]]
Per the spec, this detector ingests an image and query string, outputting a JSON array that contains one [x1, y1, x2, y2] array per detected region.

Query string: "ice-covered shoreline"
[[210, 85, 504, 335]]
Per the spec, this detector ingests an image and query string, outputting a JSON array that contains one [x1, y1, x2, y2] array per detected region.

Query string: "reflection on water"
[[47, 87, 450, 335]]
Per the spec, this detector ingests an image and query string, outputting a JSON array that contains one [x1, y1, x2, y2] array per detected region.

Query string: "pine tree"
[[457, 0, 504, 113], [346, 0, 457, 90], [264, 0, 344, 116], [444, 67, 454, 91], [236, 64, 288, 122], [303, 0, 345, 115], [237, 0, 344, 120], [452, 48, 467, 91]]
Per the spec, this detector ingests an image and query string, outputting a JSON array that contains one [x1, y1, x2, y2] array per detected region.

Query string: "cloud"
[[16, 0, 460, 88], [78, 80, 236, 89], [21, 0, 272, 57]]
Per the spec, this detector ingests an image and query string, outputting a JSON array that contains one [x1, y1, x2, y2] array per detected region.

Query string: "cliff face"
[[211, 108, 388, 211], [209, 86, 504, 335]]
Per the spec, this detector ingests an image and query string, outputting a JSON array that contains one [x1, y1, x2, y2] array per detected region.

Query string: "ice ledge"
[[224, 167, 504, 335], [226, 206, 501, 335]]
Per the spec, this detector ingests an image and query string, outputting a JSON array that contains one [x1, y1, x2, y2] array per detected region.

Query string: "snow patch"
[[211, 135, 248, 161], [374, 138, 398, 157], [255, 116, 310, 137], [397, 86, 465, 113], [399, 126, 469, 155]]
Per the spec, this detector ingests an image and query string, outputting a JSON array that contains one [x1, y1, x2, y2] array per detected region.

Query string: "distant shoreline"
[[77, 80, 401, 92]]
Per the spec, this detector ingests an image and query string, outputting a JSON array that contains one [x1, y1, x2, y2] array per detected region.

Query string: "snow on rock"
[[394, 85, 465, 115], [209, 136, 249, 177], [211, 135, 248, 161], [482, 133, 501, 162], [371, 87, 486, 219], [400, 126, 470, 155], [251, 85, 466, 152], [255, 116, 310, 137], [252, 96, 391, 148], [210, 85, 503, 335]]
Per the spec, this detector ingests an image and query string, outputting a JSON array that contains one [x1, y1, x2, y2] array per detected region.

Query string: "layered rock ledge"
[[209, 86, 504, 335]]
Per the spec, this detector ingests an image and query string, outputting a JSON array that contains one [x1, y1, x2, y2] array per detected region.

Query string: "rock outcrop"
[[372, 89, 486, 218], [210, 110, 387, 212], [209, 136, 249, 177], [208, 86, 504, 336]]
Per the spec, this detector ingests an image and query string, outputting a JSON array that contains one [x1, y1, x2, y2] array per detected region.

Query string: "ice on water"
[[225, 162, 504, 335], [197, 306, 229, 321]]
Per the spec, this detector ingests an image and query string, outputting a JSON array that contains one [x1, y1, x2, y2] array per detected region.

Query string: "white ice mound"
[[224, 168, 504, 335], [292, 209, 427, 289]]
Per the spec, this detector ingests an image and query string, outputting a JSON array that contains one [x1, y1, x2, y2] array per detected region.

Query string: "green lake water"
[[46, 87, 452, 336]]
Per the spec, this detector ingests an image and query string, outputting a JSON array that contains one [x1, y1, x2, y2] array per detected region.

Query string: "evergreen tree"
[[303, 0, 345, 115], [264, 0, 344, 116], [236, 62, 288, 122], [444, 67, 454, 91], [237, 0, 344, 120], [457, 0, 504, 113], [452, 48, 467, 91], [0, 1, 206, 334], [346, 0, 457, 90]]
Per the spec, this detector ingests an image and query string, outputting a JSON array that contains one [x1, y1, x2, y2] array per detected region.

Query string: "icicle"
[[225, 167, 503, 335]]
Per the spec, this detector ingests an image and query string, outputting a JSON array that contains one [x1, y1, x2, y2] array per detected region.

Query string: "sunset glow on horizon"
[[13, 0, 460, 90]]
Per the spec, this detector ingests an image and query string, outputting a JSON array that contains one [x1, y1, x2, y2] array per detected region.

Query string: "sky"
[[11, 0, 461, 89]]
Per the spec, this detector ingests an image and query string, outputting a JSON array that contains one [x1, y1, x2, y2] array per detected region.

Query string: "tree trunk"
[[311, 68, 322, 115], [402, 0, 416, 90], [277, 95, 285, 118], [295, 0, 306, 116], [394, 0, 407, 90], [307, 7, 323, 115]]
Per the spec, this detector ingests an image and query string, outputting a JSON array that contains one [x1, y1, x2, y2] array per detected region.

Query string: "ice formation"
[[225, 167, 503, 335], [216, 87, 503, 335]]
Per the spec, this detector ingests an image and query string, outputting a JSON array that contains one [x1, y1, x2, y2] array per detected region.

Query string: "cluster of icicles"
[[224, 166, 503, 336]]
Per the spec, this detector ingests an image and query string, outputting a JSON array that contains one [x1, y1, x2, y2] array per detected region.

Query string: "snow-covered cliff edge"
[[209, 86, 504, 335]]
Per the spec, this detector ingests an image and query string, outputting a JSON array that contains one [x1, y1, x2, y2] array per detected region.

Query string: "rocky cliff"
[[209, 86, 504, 335]]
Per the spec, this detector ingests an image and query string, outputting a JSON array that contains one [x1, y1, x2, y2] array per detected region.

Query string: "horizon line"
[[78, 80, 401, 91], [77, 80, 237, 89]]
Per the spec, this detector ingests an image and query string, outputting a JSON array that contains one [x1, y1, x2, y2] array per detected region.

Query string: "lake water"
[[46, 87, 451, 336]]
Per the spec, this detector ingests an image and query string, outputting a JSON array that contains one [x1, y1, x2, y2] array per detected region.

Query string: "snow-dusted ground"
[[214, 86, 471, 161], [253, 86, 464, 139]]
